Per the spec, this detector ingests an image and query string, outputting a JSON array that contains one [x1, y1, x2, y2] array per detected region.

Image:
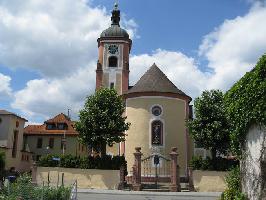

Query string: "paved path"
[[77, 189, 221, 200]]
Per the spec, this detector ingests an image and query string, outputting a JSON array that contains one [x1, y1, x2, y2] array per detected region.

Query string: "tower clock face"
[[108, 44, 119, 54]]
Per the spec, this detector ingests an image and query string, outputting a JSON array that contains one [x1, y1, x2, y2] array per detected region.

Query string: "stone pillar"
[[132, 147, 142, 191], [31, 162, 37, 185], [188, 166, 195, 191], [118, 165, 126, 190], [169, 147, 181, 192]]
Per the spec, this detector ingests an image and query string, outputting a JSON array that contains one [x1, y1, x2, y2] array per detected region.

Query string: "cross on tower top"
[[111, 1, 120, 26]]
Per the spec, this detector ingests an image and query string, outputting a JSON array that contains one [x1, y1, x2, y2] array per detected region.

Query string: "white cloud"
[[7, 1, 266, 122], [0, 0, 137, 78], [11, 62, 95, 120], [199, 3, 266, 90], [0, 73, 12, 99], [130, 49, 208, 99], [130, 3, 266, 99], [121, 16, 139, 39]]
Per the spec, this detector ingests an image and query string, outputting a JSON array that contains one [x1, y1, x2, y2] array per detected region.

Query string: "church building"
[[96, 3, 194, 177]]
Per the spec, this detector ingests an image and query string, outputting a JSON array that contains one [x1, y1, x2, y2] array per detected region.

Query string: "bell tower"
[[96, 3, 132, 95]]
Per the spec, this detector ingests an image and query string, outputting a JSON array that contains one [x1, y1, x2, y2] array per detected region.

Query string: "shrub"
[[190, 156, 203, 169], [41, 186, 71, 200], [0, 174, 71, 200], [37, 154, 59, 167], [38, 154, 126, 170], [190, 156, 239, 171], [220, 166, 247, 200]]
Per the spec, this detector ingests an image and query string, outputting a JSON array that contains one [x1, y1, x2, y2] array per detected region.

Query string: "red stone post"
[[118, 165, 126, 190], [169, 147, 181, 192], [132, 147, 142, 191], [188, 166, 195, 191], [31, 162, 37, 185]]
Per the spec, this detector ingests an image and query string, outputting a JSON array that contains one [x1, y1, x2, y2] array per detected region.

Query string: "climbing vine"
[[224, 54, 266, 155]]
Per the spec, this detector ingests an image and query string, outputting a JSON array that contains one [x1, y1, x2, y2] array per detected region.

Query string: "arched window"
[[151, 120, 163, 146], [108, 56, 118, 67]]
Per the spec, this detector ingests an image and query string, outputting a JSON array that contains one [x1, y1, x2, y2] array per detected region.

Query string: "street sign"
[[52, 157, 60, 161]]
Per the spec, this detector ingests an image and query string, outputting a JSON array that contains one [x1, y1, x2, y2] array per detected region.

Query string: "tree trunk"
[[211, 148, 217, 170], [100, 142, 106, 157]]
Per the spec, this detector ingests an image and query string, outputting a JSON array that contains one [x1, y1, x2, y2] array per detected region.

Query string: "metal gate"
[[141, 154, 171, 188]]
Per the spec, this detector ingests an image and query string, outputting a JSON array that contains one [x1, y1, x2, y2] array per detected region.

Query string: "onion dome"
[[100, 3, 129, 39]]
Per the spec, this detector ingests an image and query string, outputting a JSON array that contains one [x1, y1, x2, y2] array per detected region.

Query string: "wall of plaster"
[[36, 167, 120, 189], [193, 170, 228, 192], [241, 124, 266, 200]]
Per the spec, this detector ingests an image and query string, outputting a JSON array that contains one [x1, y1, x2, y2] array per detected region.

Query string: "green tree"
[[187, 90, 230, 162], [75, 88, 130, 156], [225, 54, 266, 155]]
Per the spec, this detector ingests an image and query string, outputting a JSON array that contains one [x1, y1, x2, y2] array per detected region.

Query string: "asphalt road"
[[77, 191, 221, 200]]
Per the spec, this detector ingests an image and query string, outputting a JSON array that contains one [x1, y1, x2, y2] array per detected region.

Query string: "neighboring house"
[[0, 110, 32, 172], [24, 113, 87, 161]]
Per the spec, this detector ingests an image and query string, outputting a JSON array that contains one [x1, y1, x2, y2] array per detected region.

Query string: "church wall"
[[98, 43, 104, 64], [103, 73, 109, 88], [125, 96, 189, 176], [115, 73, 121, 93]]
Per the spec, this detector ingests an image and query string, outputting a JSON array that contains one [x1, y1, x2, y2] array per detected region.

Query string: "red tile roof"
[[45, 113, 71, 123], [24, 113, 78, 136]]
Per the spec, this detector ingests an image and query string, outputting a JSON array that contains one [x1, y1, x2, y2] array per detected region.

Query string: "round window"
[[152, 106, 162, 116]]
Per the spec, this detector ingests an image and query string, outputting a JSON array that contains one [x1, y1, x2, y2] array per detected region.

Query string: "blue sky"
[[92, 0, 250, 55], [0, 0, 265, 124]]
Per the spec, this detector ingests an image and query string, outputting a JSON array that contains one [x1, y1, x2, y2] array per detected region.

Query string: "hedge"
[[190, 156, 239, 171], [38, 154, 126, 170]]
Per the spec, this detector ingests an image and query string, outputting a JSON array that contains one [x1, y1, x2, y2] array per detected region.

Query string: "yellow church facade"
[[95, 3, 194, 177]]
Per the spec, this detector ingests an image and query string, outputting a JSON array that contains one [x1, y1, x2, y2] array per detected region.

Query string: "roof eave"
[[124, 91, 192, 102]]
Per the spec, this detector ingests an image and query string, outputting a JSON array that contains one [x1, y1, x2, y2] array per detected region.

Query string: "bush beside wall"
[[190, 156, 239, 171], [220, 167, 247, 200], [0, 174, 71, 200], [38, 154, 126, 170]]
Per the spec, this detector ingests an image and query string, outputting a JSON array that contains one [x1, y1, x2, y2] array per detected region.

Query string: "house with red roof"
[[24, 113, 87, 161]]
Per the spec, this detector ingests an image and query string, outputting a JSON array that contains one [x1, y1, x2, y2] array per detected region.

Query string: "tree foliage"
[[225, 54, 266, 155], [187, 90, 230, 159], [221, 166, 247, 200], [75, 88, 130, 155]]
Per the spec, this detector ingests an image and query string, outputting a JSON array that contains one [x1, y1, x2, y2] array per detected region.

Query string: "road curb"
[[77, 189, 222, 197]]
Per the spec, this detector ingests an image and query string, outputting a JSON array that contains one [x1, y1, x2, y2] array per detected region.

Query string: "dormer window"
[[108, 56, 118, 67], [46, 123, 56, 130], [58, 123, 67, 130]]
